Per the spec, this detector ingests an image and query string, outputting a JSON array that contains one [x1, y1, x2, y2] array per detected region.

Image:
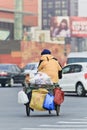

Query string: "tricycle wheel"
[[56, 105, 60, 116], [26, 104, 30, 116], [49, 110, 51, 114]]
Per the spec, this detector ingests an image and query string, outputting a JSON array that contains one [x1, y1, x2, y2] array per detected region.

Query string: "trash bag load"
[[29, 88, 48, 111], [18, 90, 29, 104], [43, 93, 55, 110], [29, 72, 53, 85]]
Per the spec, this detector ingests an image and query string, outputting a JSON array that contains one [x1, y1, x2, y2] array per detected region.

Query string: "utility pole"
[[14, 0, 23, 40]]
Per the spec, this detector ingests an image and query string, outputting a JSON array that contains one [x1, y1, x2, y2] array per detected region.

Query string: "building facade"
[[42, 0, 78, 30], [0, 0, 79, 43]]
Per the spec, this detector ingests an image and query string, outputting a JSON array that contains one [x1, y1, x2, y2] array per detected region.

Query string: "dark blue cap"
[[41, 49, 51, 55]]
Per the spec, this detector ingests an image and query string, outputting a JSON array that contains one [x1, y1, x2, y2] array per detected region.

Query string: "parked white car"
[[59, 62, 87, 96]]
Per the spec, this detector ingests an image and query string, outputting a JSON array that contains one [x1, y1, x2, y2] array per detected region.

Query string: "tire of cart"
[[48, 105, 60, 116], [56, 105, 60, 116], [25, 104, 30, 116]]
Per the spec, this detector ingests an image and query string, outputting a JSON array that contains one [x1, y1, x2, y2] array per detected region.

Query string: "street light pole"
[[14, 0, 23, 40]]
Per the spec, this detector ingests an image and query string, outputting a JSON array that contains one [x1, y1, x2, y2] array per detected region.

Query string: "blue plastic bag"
[[43, 93, 55, 110]]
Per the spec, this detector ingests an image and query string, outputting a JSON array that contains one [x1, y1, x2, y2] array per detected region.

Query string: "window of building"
[[43, 10, 48, 17], [48, 19, 51, 26], [55, 1, 61, 8], [0, 22, 14, 40], [74, 2, 78, 10], [0, 30, 10, 40], [62, 10, 68, 16], [43, 2, 47, 8], [55, 9, 61, 16], [48, 13, 52, 18], [43, 19, 48, 26], [48, 2, 53, 8], [62, 0, 67, 8], [74, 10, 78, 16]]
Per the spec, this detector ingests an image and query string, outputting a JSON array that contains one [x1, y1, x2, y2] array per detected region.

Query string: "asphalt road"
[[0, 86, 87, 130]]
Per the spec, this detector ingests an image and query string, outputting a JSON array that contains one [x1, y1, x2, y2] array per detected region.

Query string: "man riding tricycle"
[[18, 49, 64, 116]]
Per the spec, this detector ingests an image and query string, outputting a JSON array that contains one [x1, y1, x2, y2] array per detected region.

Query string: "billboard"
[[50, 16, 71, 44], [71, 17, 87, 37], [50, 16, 70, 38], [50, 16, 87, 40]]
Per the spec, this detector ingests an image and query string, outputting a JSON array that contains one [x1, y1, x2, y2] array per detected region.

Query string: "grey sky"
[[78, 0, 87, 16]]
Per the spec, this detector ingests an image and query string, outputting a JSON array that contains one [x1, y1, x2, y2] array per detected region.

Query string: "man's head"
[[41, 49, 51, 55]]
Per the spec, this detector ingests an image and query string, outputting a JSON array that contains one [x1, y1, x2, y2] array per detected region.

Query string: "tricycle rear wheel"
[[49, 110, 51, 114], [56, 105, 60, 116]]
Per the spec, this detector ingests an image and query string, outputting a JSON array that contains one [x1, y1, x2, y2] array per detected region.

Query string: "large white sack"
[[29, 72, 53, 85]]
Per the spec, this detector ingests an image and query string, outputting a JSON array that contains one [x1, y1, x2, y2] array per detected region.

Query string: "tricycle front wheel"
[[26, 104, 30, 116]]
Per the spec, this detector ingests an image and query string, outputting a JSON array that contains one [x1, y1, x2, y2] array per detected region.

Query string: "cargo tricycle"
[[23, 83, 62, 116]]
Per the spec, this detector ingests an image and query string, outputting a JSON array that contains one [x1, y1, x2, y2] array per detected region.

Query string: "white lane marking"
[[21, 129, 87, 130], [57, 121, 87, 124], [21, 128, 59, 130], [21, 118, 87, 130], [40, 124, 87, 128], [72, 118, 87, 120]]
